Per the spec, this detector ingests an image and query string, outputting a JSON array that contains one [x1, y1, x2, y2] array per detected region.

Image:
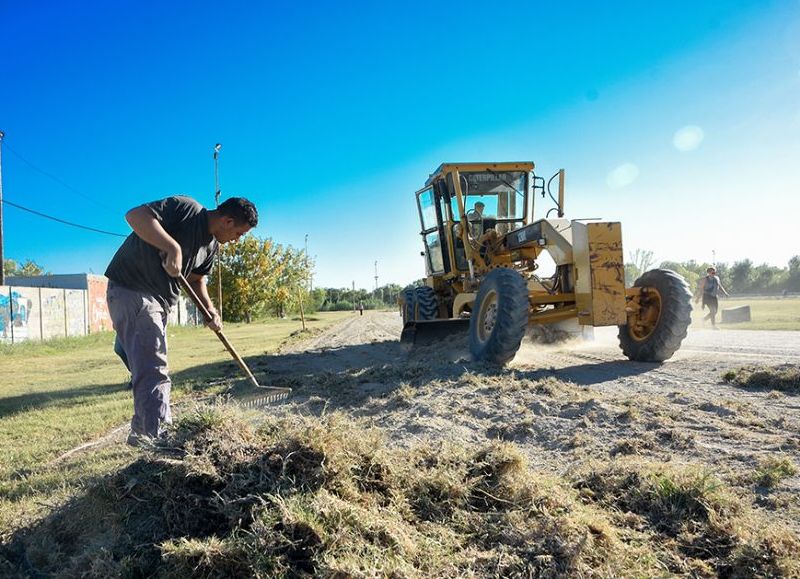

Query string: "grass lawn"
[[691, 296, 800, 331], [0, 311, 351, 541]]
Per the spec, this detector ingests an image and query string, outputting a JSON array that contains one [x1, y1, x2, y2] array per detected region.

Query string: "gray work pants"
[[107, 283, 172, 437]]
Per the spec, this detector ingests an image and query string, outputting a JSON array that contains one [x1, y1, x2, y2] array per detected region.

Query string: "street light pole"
[[213, 143, 223, 320]]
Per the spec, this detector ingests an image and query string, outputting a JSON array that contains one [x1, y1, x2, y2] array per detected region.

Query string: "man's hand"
[[206, 308, 222, 332], [162, 247, 183, 278]]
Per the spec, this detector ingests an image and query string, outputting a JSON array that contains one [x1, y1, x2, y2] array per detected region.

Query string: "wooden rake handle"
[[176, 273, 261, 389]]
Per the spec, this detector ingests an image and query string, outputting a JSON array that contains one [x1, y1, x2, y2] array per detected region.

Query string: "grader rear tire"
[[414, 286, 439, 320], [469, 268, 529, 364], [618, 269, 692, 362]]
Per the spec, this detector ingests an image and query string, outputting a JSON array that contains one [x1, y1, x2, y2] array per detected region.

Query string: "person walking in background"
[[105, 195, 257, 445], [695, 266, 729, 329], [358, 301, 364, 316]]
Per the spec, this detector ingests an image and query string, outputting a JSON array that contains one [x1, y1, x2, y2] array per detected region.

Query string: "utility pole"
[[213, 143, 223, 320], [352, 280, 356, 313], [374, 260, 383, 306], [712, 249, 716, 267], [0, 130, 5, 286]]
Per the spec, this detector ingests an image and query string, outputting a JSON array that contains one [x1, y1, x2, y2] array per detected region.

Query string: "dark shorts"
[[702, 294, 718, 312]]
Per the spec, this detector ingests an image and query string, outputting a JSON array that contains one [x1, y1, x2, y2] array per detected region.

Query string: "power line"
[[2, 141, 112, 210], [1, 198, 127, 237]]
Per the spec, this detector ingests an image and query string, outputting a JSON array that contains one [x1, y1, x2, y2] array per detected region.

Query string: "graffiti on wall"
[[88, 277, 111, 332], [0, 291, 32, 342], [1, 281, 196, 344]]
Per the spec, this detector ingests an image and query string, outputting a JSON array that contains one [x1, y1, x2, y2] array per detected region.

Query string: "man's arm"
[[187, 273, 222, 331], [126, 205, 182, 277], [718, 279, 730, 298], [694, 277, 706, 303]]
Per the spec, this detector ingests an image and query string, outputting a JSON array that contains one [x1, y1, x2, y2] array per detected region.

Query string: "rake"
[[177, 273, 291, 407]]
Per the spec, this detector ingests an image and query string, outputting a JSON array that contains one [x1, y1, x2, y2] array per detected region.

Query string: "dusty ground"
[[256, 311, 800, 531]]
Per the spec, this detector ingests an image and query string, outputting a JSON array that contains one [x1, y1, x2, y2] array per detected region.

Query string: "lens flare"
[[606, 163, 640, 189], [673, 125, 705, 151]]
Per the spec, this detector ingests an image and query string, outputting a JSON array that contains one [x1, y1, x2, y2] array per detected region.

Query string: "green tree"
[[378, 283, 403, 305], [729, 260, 753, 294], [3, 258, 47, 277], [267, 244, 310, 318], [625, 249, 655, 286], [751, 263, 784, 293], [208, 235, 312, 323], [787, 256, 800, 293], [309, 288, 328, 311]]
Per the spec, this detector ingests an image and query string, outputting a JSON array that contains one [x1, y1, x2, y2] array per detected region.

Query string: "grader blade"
[[400, 319, 470, 347]]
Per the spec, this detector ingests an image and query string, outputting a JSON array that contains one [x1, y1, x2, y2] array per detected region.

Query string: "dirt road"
[[261, 311, 800, 529]]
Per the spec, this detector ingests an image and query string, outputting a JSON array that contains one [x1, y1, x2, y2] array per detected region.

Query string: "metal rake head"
[[232, 387, 293, 409]]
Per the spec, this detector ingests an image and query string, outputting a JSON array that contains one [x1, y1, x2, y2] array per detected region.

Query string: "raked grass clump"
[[722, 364, 800, 394], [753, 456, 798, 488], [573, 460, 800, 577]]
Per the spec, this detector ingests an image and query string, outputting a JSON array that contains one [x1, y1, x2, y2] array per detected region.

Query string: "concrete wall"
[[1, 282, 199, 344]]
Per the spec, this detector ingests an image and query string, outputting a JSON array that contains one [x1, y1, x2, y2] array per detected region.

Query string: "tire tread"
[[618, 269, 693, 362]]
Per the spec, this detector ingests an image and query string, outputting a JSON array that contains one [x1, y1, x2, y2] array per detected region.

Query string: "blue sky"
[[1, 0, 798, 289]]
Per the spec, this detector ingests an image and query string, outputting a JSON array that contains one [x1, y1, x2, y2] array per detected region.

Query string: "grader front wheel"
[[619, 269, 692, 362], [469, 268, 529, 365]]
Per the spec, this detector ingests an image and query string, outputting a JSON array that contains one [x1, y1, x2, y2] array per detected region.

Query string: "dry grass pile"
[[722, 364, 800, 393], [4, 407, 799, 577], [3, 405, 663, 578], [573, 460, 800, 577]]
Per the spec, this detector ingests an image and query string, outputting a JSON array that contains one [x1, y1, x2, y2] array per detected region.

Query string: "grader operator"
[[400, 162, 693, 365]]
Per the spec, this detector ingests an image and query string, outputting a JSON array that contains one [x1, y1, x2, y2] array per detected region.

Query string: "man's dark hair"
[[218, 197, 258, 227]]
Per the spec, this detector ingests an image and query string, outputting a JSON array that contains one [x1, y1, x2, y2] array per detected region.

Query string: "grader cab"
[[400, 162, 692, 364]]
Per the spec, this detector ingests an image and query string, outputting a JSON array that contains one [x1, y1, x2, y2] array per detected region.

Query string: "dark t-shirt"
[[703, 275, 720, 296], [105, 196, 218, 309]]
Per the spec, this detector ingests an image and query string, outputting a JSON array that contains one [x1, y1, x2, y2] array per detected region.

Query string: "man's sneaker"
[[126, 431, 160, 448]]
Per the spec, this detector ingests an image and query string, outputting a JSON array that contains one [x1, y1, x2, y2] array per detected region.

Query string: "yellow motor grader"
[[400, 162, 692, 365]]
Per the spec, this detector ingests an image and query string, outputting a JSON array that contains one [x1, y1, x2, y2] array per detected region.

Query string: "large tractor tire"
[[618, 269, 692, 362], [401, 288, 417, 324], [469, 268, 529, 364], [414, 286, 439, 320]]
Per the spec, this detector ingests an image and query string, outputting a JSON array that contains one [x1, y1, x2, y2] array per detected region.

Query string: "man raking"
[[105, 195, 257, 444]]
